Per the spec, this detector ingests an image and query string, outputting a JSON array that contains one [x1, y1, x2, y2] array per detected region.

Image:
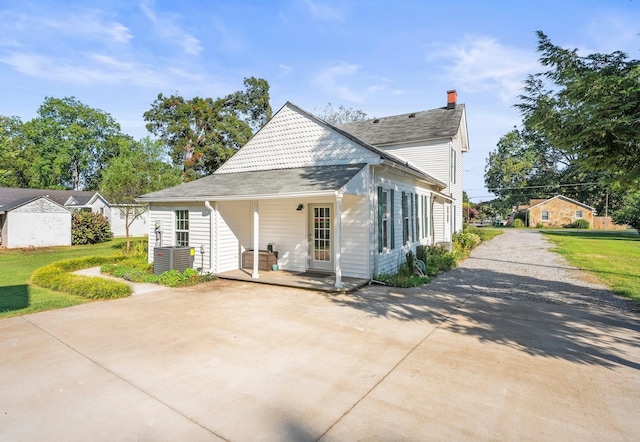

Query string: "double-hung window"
[[541, 210, 549, 221], [402, 192, 409, 243], [175, 210, 189, 246], [576, 210, 583, 218]]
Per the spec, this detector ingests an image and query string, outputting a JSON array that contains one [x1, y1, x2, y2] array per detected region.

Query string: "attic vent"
[[373, 119, 379, 123], [408, 113, 415, 118]]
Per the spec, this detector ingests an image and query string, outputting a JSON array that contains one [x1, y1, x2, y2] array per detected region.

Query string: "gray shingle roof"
[[0, 187, 100, 209], [137, 164, 367, 202], [338, 104, 465, 146]]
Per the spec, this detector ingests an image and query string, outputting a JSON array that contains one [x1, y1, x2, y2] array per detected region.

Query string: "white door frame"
[[308, 203, 334, 272]]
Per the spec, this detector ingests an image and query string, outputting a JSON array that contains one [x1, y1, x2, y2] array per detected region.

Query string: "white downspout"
[[335, 191, 343, 289], [252, 200, 259, 279], [204, 201, 215, 273]]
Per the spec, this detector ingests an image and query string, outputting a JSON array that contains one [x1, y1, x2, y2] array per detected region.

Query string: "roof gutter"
[[136, 189, 338, 204]]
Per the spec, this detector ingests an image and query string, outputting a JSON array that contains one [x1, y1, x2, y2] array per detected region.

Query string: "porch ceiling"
[[137, 164, 368, 202]]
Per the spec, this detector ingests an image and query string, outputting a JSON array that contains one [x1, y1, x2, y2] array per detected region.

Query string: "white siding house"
[[138, 95, 469, 288]]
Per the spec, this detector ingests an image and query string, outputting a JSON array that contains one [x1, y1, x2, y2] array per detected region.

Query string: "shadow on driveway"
[[328, 265, 640, 371]]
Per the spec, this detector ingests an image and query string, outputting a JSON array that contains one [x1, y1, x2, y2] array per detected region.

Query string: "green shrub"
[[536, 222, 545, 229], [564, 219, 590, 229], [31, 261, 131, 299], [416, 245, 456, 277], [511, 218, 525, 228], [453, 231, 481, 250], [376, 262, 430, 288], [72, 211, 113, 245]]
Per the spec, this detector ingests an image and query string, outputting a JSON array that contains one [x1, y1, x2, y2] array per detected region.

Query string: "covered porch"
[[217, 268, 369, 293]]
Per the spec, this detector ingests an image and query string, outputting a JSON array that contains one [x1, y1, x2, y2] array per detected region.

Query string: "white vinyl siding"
[[216, 201, 251, 273], [147, 204, 211, 270], [216, 104, 379, 174], [340, 195, 369, 279], [258, 198, 307, 272]]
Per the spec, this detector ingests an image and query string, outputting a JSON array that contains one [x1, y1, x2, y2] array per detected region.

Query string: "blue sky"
[[1, 0, 639, 200]]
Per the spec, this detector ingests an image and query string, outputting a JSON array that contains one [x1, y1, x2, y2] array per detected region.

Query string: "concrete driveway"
[[2, 231, 639, 441]]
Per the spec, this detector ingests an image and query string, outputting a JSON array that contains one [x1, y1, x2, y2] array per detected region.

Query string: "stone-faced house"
[[522, 195, 596, 227], [137, 93, 469, 288]]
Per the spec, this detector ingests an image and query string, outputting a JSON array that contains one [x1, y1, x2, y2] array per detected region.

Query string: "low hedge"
[[30, 256, 132, 300]]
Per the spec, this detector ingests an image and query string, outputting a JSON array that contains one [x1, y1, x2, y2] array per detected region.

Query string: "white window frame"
[[175, 209, 189, 246], [541, 210, 549, 221], [576, 210, 583, 218]]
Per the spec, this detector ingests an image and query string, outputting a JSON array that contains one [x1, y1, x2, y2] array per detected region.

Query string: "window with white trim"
[[576, 210, 583, 218], [377, 187, 395, 252], [175, 210, 189, 246], [541, 210, 549, 221], [402, 192, 409, 243]]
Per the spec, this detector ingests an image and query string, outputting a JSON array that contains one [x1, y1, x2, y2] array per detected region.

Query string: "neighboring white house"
[[109, 205, 149, 237], [0, 187, 149, 247], [137, 93, 469, 288], [0, 196, 71, 248]]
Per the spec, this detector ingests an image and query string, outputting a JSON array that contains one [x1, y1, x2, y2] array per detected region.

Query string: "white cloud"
[[428, 35, 539, 103], [303, 0, 345, 21], [1, 52, 168, 89], [139, 1, 202, 55], [313, 61, 386, 103]]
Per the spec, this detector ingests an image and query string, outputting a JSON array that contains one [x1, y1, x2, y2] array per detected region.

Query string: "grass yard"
[[477, 227, 503, 242], [543, 229, 640, 303], [0, 238, 132, 319]]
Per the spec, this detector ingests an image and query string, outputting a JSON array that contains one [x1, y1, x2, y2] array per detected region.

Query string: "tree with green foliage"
[[144, 77, 272, 181], [485, 127, 623, 215], [612, 191, 640, 233], [101, 137, 182, 249], [0, 116, 25, 187], [315, 102, 368, 125], [518, 31, 640, 189], [22, 97, 124, 190]]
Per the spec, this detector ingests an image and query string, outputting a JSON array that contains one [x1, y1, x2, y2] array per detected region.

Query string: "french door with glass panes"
[[309, 204, 333, 271]]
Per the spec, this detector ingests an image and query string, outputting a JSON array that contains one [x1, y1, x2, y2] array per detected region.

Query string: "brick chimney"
[[447, 90, 457, 109]]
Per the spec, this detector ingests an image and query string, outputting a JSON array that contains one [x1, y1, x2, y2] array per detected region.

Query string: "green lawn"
[[477, 228, 503, 242], [0, 238, 131, 319], [543, 229, 640, 303]]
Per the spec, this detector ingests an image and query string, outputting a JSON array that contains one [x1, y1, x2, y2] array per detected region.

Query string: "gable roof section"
[[216, 102, 380, 174], [215, 102, 444, 186], [0, 188, 105, 209], [137, 164, 368, 202], [0, 195, 70, 214], [527, 195, 596, 212], [338, 105, 467, 148]]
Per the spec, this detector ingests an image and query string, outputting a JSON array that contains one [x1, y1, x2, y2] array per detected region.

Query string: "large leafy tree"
[[518, 31, 640, 189], [0, 116, 26, 187], [144, 77, 272, 181], [23, 97, 124, 190], [101, 137, 182, 249], [485, 128, 622, 215], [612, 191, 640, 233], [315, 103, 368, 125]]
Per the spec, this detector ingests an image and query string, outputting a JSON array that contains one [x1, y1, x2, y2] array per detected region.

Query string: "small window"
[[576, 210, 583, 218], [119, 209, 126, 219], [175, 210, 189, 246], [451, 149, 457, 184], [402, 192, 409, 243], [381, 190, 389, 249], [541, 211, 549, 221]]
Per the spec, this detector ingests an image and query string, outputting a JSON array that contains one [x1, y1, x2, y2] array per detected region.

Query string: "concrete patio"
[[217, 268, 369, 293]]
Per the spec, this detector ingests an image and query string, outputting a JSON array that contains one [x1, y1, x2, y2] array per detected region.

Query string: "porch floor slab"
[[217, 269, 369, 293]]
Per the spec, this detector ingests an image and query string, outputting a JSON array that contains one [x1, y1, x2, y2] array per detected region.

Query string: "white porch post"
[[252, 200, 259, 279], [335, 192, 343, 289]]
